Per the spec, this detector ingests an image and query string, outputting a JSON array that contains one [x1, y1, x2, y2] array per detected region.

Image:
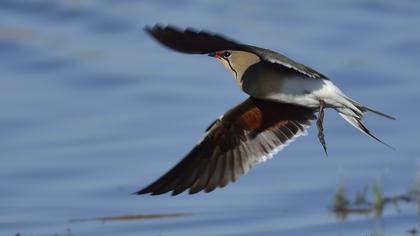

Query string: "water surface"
[[0, 1, 419, 235]]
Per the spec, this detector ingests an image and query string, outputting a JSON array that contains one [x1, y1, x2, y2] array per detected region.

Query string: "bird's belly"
[[242, 76, 336, 108], [267, 92, 320, 108]]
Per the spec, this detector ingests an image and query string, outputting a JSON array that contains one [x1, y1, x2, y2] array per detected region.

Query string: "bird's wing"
[[145, 24, 328, 80], [135, 98, 315, 196], [144, 24, 246, 54], [246, 46, 329, 80]]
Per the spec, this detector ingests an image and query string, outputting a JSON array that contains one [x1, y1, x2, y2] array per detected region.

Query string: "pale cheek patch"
[[218, 59, 236, 76]]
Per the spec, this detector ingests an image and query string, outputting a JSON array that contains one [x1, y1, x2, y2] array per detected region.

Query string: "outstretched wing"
[[145, 24, 328, 80], [135, 98, 315, 196], [144, 24, 246, 54]]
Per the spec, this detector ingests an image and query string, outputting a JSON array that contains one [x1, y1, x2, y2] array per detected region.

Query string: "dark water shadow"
[[69, 212, 192, 223]]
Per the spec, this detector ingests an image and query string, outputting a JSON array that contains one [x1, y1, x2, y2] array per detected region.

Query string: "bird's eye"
[[222, 51, 231, 58]]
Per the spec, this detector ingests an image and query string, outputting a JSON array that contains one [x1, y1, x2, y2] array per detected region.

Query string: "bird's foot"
[[317, 100, 328, 156]]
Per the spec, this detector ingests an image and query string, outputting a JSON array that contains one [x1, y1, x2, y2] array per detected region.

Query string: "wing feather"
[[135, 98, 315, 195]]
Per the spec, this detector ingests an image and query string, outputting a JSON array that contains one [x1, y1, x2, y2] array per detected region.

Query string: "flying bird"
[[136, 25, 394, 196]]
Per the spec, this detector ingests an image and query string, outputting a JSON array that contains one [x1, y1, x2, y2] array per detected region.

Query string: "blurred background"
[[0, 0, 419, 235]]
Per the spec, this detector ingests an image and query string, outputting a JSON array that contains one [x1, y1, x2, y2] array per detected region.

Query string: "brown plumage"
[[136, 98, 315, 195]]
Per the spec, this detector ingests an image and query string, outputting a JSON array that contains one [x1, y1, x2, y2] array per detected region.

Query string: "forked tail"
[[335, 96, 395, 150]]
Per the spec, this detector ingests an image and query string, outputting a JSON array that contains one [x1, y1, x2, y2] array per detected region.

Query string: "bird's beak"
[[208, 52, 220, 59]]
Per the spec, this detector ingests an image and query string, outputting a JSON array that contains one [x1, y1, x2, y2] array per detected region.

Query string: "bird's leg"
[[317, 100, 328, 156]]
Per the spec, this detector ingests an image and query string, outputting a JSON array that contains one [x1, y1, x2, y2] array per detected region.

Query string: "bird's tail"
[[334, 95, 395, 150]]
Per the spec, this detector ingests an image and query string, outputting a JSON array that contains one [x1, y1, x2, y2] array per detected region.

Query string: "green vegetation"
[[332, 173, 420, 220], [332, 171, 420, 236]]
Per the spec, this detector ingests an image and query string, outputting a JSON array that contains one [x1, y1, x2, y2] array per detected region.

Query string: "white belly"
[[242, 76, 344, 108]]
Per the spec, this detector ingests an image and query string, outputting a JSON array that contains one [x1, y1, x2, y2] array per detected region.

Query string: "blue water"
[[1, 1, 419, 235]]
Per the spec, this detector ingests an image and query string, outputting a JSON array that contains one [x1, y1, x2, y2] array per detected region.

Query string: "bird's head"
[[208, 50, 260, 80]]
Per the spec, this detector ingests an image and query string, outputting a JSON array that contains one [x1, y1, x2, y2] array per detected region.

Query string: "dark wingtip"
[[171, 191, 182, 196], [132, 189, 149, 195], [133, 185, 160, 195], [144, 24, 165, 38], [132, 189, 169, 196], [142, 24, 245, 54], [136, 189, 185, 196], [143, 25, 153, 34]]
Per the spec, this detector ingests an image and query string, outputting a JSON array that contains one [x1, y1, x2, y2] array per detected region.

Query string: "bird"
[[135, 24, 395, 196]]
